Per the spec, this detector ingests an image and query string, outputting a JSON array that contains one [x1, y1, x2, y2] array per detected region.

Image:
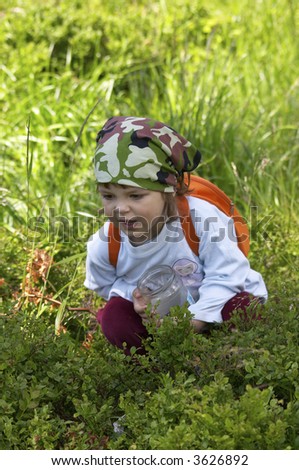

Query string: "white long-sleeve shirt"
[[84, 196, 267, 323]]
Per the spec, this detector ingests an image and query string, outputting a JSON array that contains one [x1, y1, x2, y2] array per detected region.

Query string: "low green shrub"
[[109, 298, 299, 450], [1, 286, 299, 449], [0, 310, 129, 449], [112, 373, 297, 450]]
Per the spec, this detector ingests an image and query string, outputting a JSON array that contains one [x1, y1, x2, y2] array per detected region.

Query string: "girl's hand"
[[132, 288, 149, 318], [133, 288, 163, 326]]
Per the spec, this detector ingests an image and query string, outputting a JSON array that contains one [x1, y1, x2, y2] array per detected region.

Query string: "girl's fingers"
[[133, 288, 142, 299]]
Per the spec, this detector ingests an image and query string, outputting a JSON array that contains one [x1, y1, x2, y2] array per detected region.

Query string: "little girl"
[[84, 116, 267, 355]]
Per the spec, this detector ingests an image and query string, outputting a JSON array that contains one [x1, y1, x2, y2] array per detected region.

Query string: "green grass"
[[1, 0, 299, 450]]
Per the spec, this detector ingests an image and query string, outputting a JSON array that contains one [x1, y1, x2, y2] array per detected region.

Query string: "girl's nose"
[[115, 200, 130, 215]]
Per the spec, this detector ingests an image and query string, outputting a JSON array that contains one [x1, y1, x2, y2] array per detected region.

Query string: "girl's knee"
[[96, 297, 148, 354], [221, 291, 262, 324]]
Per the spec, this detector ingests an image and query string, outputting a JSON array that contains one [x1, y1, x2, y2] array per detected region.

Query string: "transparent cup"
[[137, 265, 188, 317]]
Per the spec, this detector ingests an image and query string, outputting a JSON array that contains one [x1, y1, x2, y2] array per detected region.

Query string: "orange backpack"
[[107, 174, 250, 267]]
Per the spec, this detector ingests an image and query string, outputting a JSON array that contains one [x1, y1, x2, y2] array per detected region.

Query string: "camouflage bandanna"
[[94, 116, 201, 192]]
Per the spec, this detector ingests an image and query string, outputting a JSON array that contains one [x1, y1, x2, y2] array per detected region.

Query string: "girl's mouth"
[[119, 219, 142, 230]]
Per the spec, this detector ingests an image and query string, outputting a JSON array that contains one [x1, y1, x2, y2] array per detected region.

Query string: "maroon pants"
[[97, 292, 261, 356]]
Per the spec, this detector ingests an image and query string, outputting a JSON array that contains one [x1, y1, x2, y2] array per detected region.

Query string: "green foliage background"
[[0, 0, 299, 450]]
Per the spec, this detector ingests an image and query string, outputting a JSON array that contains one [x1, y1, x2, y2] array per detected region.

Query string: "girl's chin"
[[122, 228, 148, 240], [119, 227, 149, 245], [128, 234, 149, 246]]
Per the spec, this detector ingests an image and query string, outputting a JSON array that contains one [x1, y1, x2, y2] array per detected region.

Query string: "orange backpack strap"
[[108, 222, 121, 268], [176, 195, 200, 256], [184, 174, 250, 257]]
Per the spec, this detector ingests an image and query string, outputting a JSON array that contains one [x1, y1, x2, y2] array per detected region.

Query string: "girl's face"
[[98, 184, 169, 245]]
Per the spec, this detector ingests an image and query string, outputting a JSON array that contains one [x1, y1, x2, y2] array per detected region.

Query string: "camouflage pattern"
[[94, 116, 201, 192]]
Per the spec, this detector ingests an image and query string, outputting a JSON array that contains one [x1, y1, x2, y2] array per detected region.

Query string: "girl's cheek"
[[102, 203, 112, 217]]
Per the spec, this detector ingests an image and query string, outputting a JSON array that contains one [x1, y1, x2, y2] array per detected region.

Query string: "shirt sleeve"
[[187, 200, 255, 323], [84, 223, 136, 301]]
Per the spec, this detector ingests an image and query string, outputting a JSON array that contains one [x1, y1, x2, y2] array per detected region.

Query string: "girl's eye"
[[102, 194, 113, 200], [130, 194, 144, 200]]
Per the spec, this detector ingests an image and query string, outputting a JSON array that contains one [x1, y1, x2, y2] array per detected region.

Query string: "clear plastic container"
[[137, 265, 188, 317]]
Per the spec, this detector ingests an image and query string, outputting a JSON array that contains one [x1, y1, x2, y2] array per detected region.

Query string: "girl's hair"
[[176, 173, 191, 196], [163, 174, 192, 219]]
